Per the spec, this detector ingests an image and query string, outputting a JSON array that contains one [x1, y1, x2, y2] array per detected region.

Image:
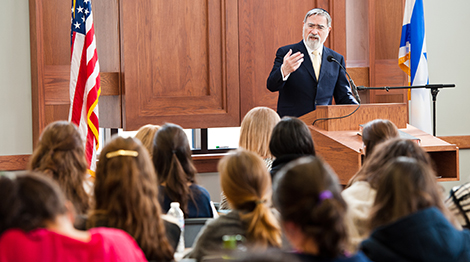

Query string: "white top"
[[341, 181, 376, 251]]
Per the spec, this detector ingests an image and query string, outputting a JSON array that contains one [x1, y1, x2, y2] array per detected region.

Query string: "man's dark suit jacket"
[[267, 40, 358, 118]]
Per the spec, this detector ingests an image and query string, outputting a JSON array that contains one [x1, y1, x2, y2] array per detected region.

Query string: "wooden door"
[[119, 0, 240, 130]]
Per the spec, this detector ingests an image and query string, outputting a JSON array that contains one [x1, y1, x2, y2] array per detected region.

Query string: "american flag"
[[69, 0, 100, 175]]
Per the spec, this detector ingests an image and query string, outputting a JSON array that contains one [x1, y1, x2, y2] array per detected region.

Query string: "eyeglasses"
[[306, 23, 327, 31]]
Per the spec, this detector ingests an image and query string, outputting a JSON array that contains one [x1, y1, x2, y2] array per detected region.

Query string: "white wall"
[[1, 0, 469, 196], [0, 0, 32, 155], [425, 0, 470, 193]]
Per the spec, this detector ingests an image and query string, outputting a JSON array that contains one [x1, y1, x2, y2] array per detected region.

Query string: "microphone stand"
[[357, 84, 455, 136]]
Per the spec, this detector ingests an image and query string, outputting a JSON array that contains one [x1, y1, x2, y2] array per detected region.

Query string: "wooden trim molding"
[[192, 154, 225, 173], [0, 153, 225, 173], [0, 155, 30, 171], [438, 136, 470, 150], [3, 136, 468, 172]]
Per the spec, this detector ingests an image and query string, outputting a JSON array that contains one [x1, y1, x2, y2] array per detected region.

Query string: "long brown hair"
[[0, 171, 67, 235], [153, 123, 197, 215], [239, 107, 280, 159], [369, 156, 456, 229], [347, 138, 434, 189], [88, 136, 173, 261], [361, 119, 399, 159], [28, 121, 89, 215], [218, 149, 282, 249], [273, 156, 348, 258]]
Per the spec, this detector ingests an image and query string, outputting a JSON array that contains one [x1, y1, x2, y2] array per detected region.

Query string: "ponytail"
[[219, 149, 282, 248], [240, 200, 282, 248], [273, 156, 348, 258], [164, 152, 191, 215]]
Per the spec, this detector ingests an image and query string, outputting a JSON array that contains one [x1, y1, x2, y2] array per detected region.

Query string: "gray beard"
[[306, 38, 320, 50]]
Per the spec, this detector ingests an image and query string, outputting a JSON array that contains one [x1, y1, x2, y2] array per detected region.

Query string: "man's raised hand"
[[281, 49, 304, 77]]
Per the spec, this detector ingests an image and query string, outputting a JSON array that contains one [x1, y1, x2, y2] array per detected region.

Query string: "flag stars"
[[82, 16, 86, 22], [74, 22, 81, 29], [77, 6, 84, 13], [85, 9, 89, 15], [84, 0, 90, 4]]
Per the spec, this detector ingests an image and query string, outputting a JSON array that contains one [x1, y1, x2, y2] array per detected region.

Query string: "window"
[[100, 127, 240, 154]]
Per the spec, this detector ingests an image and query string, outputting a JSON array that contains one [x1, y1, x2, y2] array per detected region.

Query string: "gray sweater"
[[185, 210, 247, 261]]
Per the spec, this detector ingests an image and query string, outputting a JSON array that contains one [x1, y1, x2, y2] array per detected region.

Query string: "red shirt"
[[0, 227, 147, 262]]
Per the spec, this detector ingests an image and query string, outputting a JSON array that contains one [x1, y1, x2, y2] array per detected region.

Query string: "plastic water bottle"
[[168, 202, 185, 253]]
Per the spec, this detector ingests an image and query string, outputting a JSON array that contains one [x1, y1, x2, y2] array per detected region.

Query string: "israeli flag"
[[399, 0, 432, 134]]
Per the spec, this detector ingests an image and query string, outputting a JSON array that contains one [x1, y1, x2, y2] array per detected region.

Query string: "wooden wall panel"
[[120, 0, 239, 130], [367, 0, 408, 104], [30, 0, 121, 148], [238, 0, 347, 117], [42, 0, 69, 66]]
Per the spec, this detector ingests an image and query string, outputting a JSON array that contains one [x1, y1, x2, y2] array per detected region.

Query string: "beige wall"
[[425, 1, 470, 192], [0, 0, 32, 155]]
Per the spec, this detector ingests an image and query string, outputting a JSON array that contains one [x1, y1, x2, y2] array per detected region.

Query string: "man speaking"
[[267, 8, 358, 118]]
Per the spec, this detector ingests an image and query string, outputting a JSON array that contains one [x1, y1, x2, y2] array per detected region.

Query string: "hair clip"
[[106, 150, 139, 159], [255, 199, 267, 205], [318, 190, 333, 203]]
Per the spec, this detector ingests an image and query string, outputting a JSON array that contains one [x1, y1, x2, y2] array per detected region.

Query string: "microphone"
[[327, 55, 361, 103]]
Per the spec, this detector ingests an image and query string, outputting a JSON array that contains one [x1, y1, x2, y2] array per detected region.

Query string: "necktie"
[[312, 50, 321, 80]]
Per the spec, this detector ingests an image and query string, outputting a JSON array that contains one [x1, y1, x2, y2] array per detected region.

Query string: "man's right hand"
[[281, 49, 304, 77]]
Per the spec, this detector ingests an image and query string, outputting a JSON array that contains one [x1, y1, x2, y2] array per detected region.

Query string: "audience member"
[[0, 172, 146, 262], [360, 119, 399, 159], [87, 136, 175, 262], [220, 106, 280, 210], [269, 116, 315, 180], [342, 138, 436, 249], [153, 123, 213, 218], [28, 121, 90, 229], [446, 182, 470, 229], [273, 156, 371, 262], [186, 149, 282, 261], [135, 124, 160, 157], [239, 106, 281, 169], [361, 157, 470, 261]]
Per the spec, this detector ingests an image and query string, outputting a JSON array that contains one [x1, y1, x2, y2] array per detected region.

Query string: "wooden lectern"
[[299, 103, 459, 185]]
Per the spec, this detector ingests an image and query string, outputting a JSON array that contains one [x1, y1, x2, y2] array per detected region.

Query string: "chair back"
[[184, 217, 212, 248]]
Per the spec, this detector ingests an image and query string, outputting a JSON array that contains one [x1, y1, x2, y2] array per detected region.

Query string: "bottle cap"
[[170, 202, 180, 208]]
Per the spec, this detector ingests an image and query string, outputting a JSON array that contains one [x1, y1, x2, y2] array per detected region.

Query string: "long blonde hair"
[[239, 107, 280, 159], [135, 124, 160, 157], [218, 149, 282, 248]]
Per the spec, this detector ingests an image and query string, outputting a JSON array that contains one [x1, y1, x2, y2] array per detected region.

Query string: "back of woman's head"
[[362, 119, 399, 158], [90, 136, 173, 261], [269, 117, 315, 158], [370, 157, 450, 229], [239, 107, 280, 159], [153, 123, 197, 215], [349, 138, 433, 189], [218, 149, 282, 248], [273, 156, 347, 258], [28, 121, 89, 214], [135, 124, 160, 157], [0, 172, 67, 235]]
